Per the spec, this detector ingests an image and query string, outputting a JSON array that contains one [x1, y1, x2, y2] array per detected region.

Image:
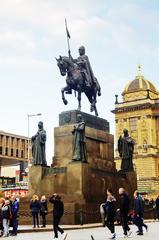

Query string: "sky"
[[1, 0, 159, 165]]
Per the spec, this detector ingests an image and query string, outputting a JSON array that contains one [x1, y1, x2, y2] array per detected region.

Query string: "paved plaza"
[[4, 222, 159, 240]]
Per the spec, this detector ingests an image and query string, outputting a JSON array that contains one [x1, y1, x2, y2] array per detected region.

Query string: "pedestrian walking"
[[103, 188, 116, 239], [40, 195, 48, 227], [30, 195, 40, 228], [49, 193, 67, 239], [119, 188, 132, 237], [1, 199, 11, 237], [155, 195, 159, 221], [133, 191, 147, 235], [10, 196, 19, 236]]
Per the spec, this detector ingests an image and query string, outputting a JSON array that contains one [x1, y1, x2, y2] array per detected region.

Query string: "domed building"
[[113, 65, 159, 194]]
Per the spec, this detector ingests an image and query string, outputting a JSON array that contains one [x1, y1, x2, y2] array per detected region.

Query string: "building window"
[[16, 149, 18, 157], [0, 146, 2, 155], [21, 150, 24, 158], [5, 148, 8, 156], [11, 148, 13, 157], [129, 117, 137, 131], [156, 117, 159, 145]]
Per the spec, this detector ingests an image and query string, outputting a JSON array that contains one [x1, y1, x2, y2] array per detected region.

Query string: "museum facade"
[[113, 65, 159, 194]]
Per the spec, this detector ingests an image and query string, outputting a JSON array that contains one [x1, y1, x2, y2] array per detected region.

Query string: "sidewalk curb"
[[17, 219, 157, 234], [18, 224, 102, 233]]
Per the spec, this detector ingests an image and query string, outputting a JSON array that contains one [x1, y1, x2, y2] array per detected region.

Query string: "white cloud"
[[0, 0, 159, 165]]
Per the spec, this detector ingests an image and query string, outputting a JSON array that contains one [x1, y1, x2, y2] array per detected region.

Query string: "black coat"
[[40, 200, 48, 213], [30, 200, 41, 213], [156, 198, 159, 210], [2, 205, 11, 220], [49, 197, 64, 217], [119, 193, 130, 215], [103, 200, 116, 219], [134, 196, 144, 217]]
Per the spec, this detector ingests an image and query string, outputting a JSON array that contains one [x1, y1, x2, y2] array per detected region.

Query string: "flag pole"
[[65, 18, 71, 56]]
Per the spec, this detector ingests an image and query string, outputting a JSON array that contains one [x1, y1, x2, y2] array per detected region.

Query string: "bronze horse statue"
[[56, 56, 101, 116]]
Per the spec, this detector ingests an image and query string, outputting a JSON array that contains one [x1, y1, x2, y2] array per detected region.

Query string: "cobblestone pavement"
[[3, 221, 159, 240]]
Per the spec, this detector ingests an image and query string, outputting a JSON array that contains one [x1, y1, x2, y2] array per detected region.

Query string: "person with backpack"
[[103, 188, 116, 239]]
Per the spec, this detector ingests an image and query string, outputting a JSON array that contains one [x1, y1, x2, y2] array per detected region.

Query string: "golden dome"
[[123, 65, 158, 95]]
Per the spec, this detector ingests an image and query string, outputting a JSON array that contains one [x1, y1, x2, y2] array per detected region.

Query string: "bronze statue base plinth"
[[27, 110, 137, 224]]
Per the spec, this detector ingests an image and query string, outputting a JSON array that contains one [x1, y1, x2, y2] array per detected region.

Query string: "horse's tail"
[[74, 90, 76, 97], [94, 77, 101, 96]]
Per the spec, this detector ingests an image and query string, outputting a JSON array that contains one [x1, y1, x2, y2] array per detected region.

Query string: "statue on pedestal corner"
[[72, 114, 87, 163], [31, 121, 47, 166], [118, 129, 135, 171]]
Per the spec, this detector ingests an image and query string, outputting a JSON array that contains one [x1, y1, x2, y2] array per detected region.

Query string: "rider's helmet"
[[79, 46, 85, 55]]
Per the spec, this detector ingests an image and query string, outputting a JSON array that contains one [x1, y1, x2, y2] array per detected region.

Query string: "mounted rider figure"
[[69, 46, 99, 91]]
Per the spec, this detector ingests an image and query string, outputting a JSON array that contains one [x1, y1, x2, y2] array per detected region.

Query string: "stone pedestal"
[[67, 162, 90, 202], [53, 110, 114, 172], [27, 110, 137, 224], [28, 166, 53, 197]]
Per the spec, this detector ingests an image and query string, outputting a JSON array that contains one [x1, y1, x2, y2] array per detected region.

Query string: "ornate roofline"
[[112, 102, 153, 114]]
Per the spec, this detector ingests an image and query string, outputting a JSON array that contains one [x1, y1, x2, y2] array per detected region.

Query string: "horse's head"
[[56, 56, 68, 76]]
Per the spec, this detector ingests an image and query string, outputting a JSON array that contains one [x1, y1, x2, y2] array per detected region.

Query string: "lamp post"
[[27, 113, 42, 165]]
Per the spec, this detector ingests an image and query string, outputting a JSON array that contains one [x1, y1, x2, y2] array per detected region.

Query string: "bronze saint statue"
[[118, 129, 134, 171], [72, 114, 87, 162], [31, 121, 47, 166]]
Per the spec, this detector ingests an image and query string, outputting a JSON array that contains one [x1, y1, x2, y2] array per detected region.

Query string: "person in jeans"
[[119, 188, 132, 237], [1, 199, 11, 237], [40, 195, 48, 227], [30, 195, 40, 228], [133, 191, 145, 235], [10, 196, 19, 236], [49, 193, 66, 239], [103, 188, 116, 239]]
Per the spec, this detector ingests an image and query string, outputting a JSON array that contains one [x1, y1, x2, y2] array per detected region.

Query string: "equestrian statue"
[[56, 20, 101, 116]]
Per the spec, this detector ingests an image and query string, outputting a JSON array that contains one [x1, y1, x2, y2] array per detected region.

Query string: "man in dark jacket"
[[119, 188, 132, 237], [49, 193, 67, 239], [133, 191, 144, 235], [11, 196, 19, 236], [155, 195, 159, 220]]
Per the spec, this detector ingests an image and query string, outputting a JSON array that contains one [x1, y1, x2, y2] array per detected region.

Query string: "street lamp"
[[27, 113, 42, 165]]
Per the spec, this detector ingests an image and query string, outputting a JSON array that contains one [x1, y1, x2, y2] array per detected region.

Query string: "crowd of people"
[[0, 191, 159, 239], [0, 193, 66, 239], [0, 195, 19, 237], [100, 189, 159, 239], [30, 193, 67, 239]]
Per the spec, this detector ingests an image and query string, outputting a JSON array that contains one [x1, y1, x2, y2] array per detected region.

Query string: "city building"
[[0, 131, 30, 185], [112, 65, 159, 194]]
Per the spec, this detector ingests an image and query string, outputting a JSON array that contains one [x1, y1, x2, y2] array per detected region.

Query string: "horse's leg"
[[61, 86, 70, 105], [77, 91, 81, 111], [88, 89, 98, 116], [94, 104, 98, 116], [84, 91, 94, 112]]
